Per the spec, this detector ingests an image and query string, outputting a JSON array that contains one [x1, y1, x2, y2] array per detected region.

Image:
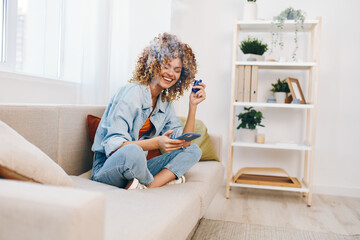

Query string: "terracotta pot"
[[285, 94, 293, 104]]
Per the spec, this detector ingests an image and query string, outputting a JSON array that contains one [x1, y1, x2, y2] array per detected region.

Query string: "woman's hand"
[[157, 130, 186, 153], [190, 82, 206, 107]]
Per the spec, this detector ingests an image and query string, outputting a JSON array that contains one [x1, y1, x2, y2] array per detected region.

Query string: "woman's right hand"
[[157, 130, 186, 153]]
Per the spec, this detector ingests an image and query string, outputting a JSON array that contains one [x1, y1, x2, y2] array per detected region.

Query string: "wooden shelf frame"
[[232, 142, 311, 151], [237, 19, 319, 32], [233, 102, 314, 109], [230, 180, 309, 193], [234, 61, 316, 69], [226, 18, 322, 207]]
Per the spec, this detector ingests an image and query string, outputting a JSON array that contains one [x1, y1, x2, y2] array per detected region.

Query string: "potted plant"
[[236, 107, 264, 142], [240, 36, 268, 61], [270, 7, 306, 61], [270, 78, 290, 103], [243, 0, 257, 21]]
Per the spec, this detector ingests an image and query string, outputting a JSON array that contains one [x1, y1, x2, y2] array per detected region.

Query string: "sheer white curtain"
[[62, 0, 172, 105], [62, 0, 112, 105], [107, 0, 131, 101]]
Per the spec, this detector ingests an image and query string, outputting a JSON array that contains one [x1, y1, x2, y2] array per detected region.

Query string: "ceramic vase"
[[239, 128, 257, 142], [244, 54, 264, 61], [243, 2, 257, 21], [274, 92, 287, 103]]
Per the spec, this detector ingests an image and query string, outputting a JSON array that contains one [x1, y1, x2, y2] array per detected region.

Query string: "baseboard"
[[313, 184, 360, 198]]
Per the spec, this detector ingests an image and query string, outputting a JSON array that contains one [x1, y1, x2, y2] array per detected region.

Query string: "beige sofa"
[[0, 104, 224, 240]]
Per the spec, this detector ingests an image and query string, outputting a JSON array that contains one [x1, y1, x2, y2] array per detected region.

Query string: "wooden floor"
[[204, 186, 360, 236]]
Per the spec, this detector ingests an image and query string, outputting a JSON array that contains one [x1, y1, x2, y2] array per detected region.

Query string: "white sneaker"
[[127, 178, 147, 190], [167, 175, 186, 185]]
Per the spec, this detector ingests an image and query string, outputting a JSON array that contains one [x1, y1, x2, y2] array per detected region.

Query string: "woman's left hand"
[[190, 82, 206, 107]]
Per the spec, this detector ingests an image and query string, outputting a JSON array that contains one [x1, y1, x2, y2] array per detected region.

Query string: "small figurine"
[[266, 93, 276, 103], [291, 99, 301, 104]]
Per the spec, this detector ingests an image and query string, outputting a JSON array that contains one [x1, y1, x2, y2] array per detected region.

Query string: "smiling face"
[[130, 33, 197, 102], [152, 58, 183, 91]]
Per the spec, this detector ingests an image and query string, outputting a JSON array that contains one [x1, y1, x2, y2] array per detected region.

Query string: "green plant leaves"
[[270, 78, 290, 93], [270, 7, 306, 61], [240, 37, 268, 55], [236, 107, 265, 130]]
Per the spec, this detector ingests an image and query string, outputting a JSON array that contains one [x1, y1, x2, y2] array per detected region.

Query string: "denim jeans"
[[91, 144, 201, 188]]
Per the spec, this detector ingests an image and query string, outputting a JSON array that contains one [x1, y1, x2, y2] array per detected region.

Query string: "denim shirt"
[[92, 83, 184, 159]]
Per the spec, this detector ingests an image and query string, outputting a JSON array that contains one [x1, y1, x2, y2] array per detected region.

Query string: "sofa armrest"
[[0, 179, 105, 240]]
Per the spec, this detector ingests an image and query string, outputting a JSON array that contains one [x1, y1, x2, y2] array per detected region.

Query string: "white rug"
[[191, 219, 360, 240]]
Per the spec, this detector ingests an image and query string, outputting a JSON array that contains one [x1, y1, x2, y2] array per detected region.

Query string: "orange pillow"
[[87, 115, 101, 144]]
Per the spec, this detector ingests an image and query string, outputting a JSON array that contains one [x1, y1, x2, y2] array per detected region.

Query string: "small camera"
[[192, 79, 202, 93]]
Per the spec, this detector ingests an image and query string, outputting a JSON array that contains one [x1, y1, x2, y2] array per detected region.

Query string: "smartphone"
[[176, 132, 201, 142], [192, 79, 202, 93]]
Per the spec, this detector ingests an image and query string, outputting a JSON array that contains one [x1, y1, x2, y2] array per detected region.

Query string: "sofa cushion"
[[0, 120, 74, 187], [71, 160, 224, 239], [70, 175, 200, 240], [87, 114, 100, 143], [177, 161, 224, 217], [104, 185, 200, 240], [57, 106, 105, 175], [0, 179, 105, 240], [71, 175, 120, 192], [0, 105, 59, 161]]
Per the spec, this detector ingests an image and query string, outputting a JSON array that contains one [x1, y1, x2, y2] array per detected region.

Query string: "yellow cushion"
[[179, 117, 219, 161]]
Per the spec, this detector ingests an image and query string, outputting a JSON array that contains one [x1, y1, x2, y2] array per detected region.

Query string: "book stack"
[[236, 65, 258, 102]]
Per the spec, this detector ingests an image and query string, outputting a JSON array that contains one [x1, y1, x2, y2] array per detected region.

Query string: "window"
[[1, 0, 105, 83], [0, 0, 7, 62], [16, 0, 62, 78], [13, 0, 89, 83]]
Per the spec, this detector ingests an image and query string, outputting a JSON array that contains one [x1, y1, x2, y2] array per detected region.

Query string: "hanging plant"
[[270, 7, 306, 61]]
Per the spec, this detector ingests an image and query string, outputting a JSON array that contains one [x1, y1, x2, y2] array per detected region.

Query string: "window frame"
[[0, 0, 16, 71], [1, 0, 7, 62], [0, 0, 67, 82]]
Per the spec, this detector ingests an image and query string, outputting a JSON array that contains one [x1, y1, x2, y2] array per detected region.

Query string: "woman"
[[91, 33, 206, 189]]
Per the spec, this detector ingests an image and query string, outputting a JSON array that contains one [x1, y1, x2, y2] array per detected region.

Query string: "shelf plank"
[[233, 102, 314, 109], [232, 142, 312, 151], [230, 181, 309, 193], [235, 61, 316, 69], [237, 20, 319, 32]]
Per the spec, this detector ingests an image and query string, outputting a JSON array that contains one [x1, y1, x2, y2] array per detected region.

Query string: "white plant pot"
[[239, 128, 257, 142], [274, 92, 287, 103], [244, 54, 265, 61], [243, 2, 257, 21]]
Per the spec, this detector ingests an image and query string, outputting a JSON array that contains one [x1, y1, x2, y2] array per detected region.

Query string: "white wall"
[[171, 0, 360, 197]]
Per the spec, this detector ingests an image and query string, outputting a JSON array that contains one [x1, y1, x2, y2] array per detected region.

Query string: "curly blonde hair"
[[129, 33, 198, 102]]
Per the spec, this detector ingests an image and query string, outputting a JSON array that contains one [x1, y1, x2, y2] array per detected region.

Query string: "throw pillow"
[[0, 121, 75, 187], [179, 117, 220, 161], [87, 115, 101, 144]]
